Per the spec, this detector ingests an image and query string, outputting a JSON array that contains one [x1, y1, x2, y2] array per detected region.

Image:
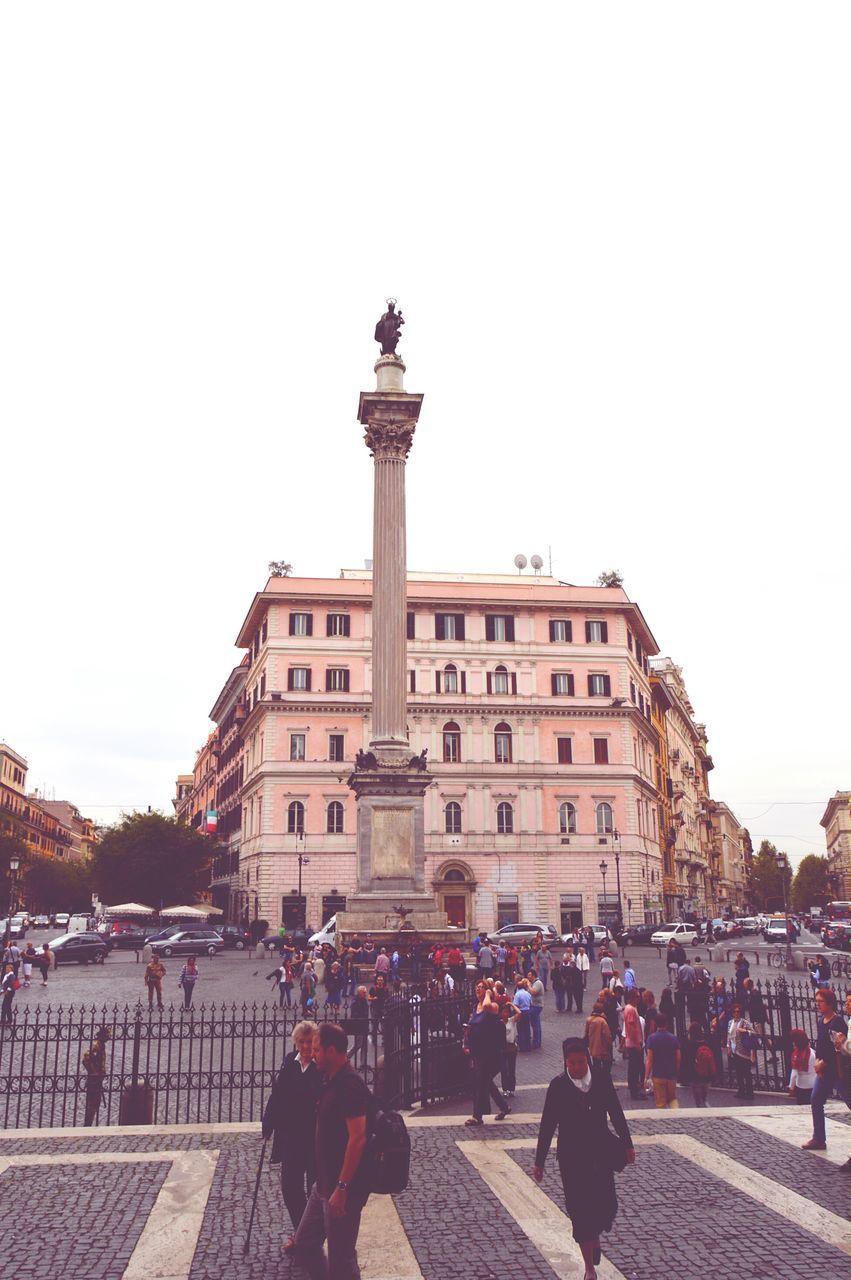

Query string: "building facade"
[[0, 743, 75, 861], [708, 800, 749, 914], [820, 792, 851, 900], [39, 799, 96, 863]]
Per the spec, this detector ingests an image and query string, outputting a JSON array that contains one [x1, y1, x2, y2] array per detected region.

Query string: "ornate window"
[[559, 802, 577, 834], [494, 722, 513, 764], [326, 801, 344, 834], [444, 801, 462, 834], [443, 721, 461, 763], [497, 801, 514, 834], [287, 800, 305, 834], [443, 663, 459, 693], [596, 802, 613, 834]]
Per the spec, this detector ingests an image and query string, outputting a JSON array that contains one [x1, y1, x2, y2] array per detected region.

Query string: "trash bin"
[[119, 1078, 154, 1125]]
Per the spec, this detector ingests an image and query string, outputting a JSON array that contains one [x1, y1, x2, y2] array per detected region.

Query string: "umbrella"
[[104, 903, 155, 915], [160, 904, 217, 918]]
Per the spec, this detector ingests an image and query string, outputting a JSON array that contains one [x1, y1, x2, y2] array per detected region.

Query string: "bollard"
[[254, 941, 266, 961], [142, 943, 153, 964]]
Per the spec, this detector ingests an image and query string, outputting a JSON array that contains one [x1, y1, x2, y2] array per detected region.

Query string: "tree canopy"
[[596, 570, 624, 588], [791, 854, 830, 912], [750, 840, 793, 912], [91, 812, 212, 909]]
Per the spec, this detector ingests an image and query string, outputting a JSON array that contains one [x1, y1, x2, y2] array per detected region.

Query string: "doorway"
[[434, 861, 476, 936], [444, 895, 466, 929]]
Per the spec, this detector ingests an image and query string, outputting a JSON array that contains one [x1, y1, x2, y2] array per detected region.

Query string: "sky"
[[1, 4, 848, 867]]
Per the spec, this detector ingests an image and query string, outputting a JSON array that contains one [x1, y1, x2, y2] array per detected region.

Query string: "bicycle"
[[830, 954, 851, 979]]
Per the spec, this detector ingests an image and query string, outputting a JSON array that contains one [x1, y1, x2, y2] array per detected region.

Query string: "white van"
[[69, 913, 95, 934], [309, 915, 338, 949]]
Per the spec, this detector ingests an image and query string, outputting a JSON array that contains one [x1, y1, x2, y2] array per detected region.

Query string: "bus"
[[825, 901, 851, 922]]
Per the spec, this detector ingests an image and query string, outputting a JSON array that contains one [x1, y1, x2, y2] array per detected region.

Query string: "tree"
[[596, 570, 624, 588], [0, 832, 28, 875], [791, 854, 831, 913], [91, 812, 212, 908], [268, 560, 293, 577], [24, 854, 93, 915], [750, 840, 793, 912]]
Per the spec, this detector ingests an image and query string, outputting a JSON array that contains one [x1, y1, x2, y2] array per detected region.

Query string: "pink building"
[[200, 569, 669, 936]]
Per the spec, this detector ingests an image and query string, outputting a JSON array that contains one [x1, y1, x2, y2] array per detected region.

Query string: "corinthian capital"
[[364, 419, 416, 460]]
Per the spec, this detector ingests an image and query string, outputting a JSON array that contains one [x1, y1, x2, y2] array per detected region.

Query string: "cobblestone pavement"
[[0, 1103, 847, 1280]]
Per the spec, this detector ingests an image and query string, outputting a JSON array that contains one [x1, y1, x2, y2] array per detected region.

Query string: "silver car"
[[149, 928, 224, 957]]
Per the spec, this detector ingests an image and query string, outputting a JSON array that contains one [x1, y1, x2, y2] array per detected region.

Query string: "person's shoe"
[[464, 1117, 483, 1126], [495, 1108, 511, 1121], [801, 1139, 826, 1150]]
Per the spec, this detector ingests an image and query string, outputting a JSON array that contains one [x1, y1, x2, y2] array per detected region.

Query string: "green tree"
[[268, 560, 293, 577], [91, 812, 211, 909], [596, 570, 624, 588], [750, 840, 793, 912], [791, 854, 830, 913], [24, 854, 93, 915]]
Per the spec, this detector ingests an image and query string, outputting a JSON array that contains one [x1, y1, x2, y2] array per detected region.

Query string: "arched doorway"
[[434, 861, 476, 932]]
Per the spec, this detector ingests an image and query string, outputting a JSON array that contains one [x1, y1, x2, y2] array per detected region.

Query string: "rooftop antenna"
[[531, 554, 543, 576], [514, 554, 527, 574]]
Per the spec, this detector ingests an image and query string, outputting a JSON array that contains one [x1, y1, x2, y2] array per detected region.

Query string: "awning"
[[160, 904, 222, 918], [103, 903, 155, 916]]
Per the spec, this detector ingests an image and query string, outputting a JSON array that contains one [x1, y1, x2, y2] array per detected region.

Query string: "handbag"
[[603, 1127, 629, 1173]]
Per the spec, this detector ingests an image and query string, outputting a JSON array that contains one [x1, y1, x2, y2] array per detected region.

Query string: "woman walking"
[[464, 981, 510, 1125], [533, 1037, 635, 1280], [178, 955, 199, 1010], [261, 1020, 321, 1255], [726, 1000, 756, 1098], [803, 987, 846, 1151], [21, 941, 36, 989]]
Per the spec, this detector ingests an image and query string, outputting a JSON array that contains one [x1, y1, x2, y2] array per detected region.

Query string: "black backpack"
[[364, 1107, 411, 1194]]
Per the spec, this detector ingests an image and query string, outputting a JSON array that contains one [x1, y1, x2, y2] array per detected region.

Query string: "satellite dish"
[[530, 554, 543, 572], [514, 554, 527, 572]]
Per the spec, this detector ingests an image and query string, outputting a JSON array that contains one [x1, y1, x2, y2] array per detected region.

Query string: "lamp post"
[[777, 852, 793, 966], [6, 856, 20, 941], [296, 832, 310, 930], [599, 860, 609, 930], [612, 829, 624, 931]]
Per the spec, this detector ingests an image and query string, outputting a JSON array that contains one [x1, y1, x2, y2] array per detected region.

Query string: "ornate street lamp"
[[296, 832, 310, 929], [6, 855, 20, 939], [612, 830, 623, 930], [599, 860, 609, 930], [777, 851, 793, 967]]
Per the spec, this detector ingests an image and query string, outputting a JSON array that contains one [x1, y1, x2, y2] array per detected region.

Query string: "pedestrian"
[[659, 986, 676, 1033], [733, 952, 750, 998], [726, 1000, 756, 1099], [599, 951, 615, 985], [495, 942, 508, 981], [350, 986, 370, 1067], [742, 977, 773, 1056], [565, 958, 584, 1014], [178, 955, 199, 1010], [341, 948, 357, 999], [262, 1019, 322, 1256], [802, 987, 847, 1152], [505, 942, 519, 977], [266, 959, 294, 1007], [689, 957, 711, 1030], [367, 973, 387, 1042], [584, 927, 596, 964], [514, 978, 533, 1052], [390, 947, 401, 984], [576, 945, 590, 990], [585, 1003, 613, 1072], [446, 942, 466, 988], [536, 945, 552, 992], [35, 942, 53, 987], [666, 940, 679, 989], [684, 1021, 714, 1106], [292, 1023, 372, 1279], [644, 1013, 681, 1108], [464, 980, 511, 1125], [552, 960, 566, 1013], [1, 962, 16, 1024], [21, 941, 36, 988], [500, 999, 520, 1098], [300, 961, 317, 1016], [144, 955, 166, 1012], [4, 941, 21, 979], [477, 939, 495, 977], [533, 1037, 635, 1280], [373, 947, 390, 981], [325, 961, 344, 1010], [83, 1027, 110, 1125], [529, 971, 545, 1049], [622, 990, 645, 1100], [622, 961, 636, 994], [788, 1029, 816, 1105]]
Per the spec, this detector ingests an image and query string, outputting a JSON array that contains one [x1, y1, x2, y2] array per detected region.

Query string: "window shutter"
[[549, 620, 556, 642], [585, 621, 592, 642], [342, 615, 350, 637], [305, 669, 312, 691], [600, 621, 608, 643], [603, 675, 611, 696], [510, 672, 517, 695], [435, 614, 445, 640], [587, 675, 594, 696], [551, 674, 558, 696], [505, 617, 515, 642], [486, 673, 493, 694], [456, 614, 465, 641], [485, 616, 495, 642], [565, 621, 573, 641], [342, 670, 350, 692], [407, 612, 415, 640], [409, 670, 416, 693], [326, 615, 333, 637], [306, 614, 313, 636], [289, 614, 296, 636], [567, 673, 575, 696], [435, 671, 442, 693], [460, 671, 467, 694], [287, 670, 295, 691]]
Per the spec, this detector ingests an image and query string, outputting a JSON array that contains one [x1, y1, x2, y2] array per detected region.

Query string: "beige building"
[[820, 792, 851, 900], [0, 744, 74, 860], [708, 800, 750, 913]]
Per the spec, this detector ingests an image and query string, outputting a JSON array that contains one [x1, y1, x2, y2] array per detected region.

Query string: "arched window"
[[497, 801, 514, 834], [443, 663, 459, 694], [493, 664, 509, 695], [444, 867, 466, 882], [443, 721, 461, 763], [596, 802, 613, 834], [559, 802, 576, 834], [494, 721, 513, 764], [287, 800, 305, 834], [326, 801, 344, 834], [444, 801, 462, 834]]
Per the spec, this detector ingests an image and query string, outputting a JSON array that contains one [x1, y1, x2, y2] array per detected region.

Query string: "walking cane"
[[243, 1137, 268, 1255]]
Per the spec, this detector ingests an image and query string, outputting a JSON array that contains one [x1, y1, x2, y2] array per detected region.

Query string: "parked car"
[[763, 918, 789, 943], [617, 923, 657, 946], [49, 932, 110, 964], [491, 923, 560, 946], [144, 925, 184, 945], [650, 922, 699, 947], [105, 926, 148, 950], [822, 922, 851, 951], [218, 925, 252, 950], [309, 916, 338, 948], [149, 929, 224, 957], [0, 917, 25, 939], [261, 930, 313, 953]]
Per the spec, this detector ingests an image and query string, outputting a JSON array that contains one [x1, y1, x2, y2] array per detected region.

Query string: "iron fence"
[[381, 987, 477, 1109]]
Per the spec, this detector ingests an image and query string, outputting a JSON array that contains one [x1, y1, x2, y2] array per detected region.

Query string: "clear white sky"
[[2, 4, 848, 866]]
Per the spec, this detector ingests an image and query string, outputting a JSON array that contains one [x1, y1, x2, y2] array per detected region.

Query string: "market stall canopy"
[[160, 904, 223, 918], [104, 903, 155, 916]]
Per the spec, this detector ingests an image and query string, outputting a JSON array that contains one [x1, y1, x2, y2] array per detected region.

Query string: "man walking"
[[83, 1028, 110, 1126], [293, 1023, 372, 1279], [144, 955, 166, 1012], [529, 971, 545, 1049], [623, 990, 645, 1099], [1, 962, 16, 1024], [644, 1013, 681, 1108]]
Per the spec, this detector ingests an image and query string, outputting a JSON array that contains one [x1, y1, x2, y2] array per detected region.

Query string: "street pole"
[[779, 854, 793, 967], [613, 830, 623, 930], [296, 832, 309, 930], [599, 860, 608, 931], [6, 856, 19, 941]]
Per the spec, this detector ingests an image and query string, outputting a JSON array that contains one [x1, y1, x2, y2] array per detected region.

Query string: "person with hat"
[[533, 1037, 635, 1280]]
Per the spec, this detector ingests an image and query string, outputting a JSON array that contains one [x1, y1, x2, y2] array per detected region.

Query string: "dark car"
[[617, 923, 657, 946], [218, 926, 252, 951], [823, 923, 851, 951], [104, 926, 148, 951], [49, 932, 109, 965], [149, 929, 224, 957], [144, 925, 184, 945], [262, 930, 313, 953]]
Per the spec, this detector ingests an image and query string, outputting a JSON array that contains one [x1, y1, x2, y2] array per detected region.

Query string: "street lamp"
[[777, 852, 793, 966], [6, 856, 20, 940], [599, 860, 609, 929], [296, 832, 310, 929], [612, 829, 624, 930]]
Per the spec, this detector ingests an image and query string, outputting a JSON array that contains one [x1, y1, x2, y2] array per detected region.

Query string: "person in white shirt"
[[788, 1028, 816, 1104], [575, 946, 590, 989]]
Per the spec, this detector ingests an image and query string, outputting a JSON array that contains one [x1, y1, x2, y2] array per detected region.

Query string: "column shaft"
[[370, 454, 408, 747]]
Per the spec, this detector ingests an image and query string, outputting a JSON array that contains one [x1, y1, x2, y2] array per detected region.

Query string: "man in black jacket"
[[262, 1019, 321, 1254]]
